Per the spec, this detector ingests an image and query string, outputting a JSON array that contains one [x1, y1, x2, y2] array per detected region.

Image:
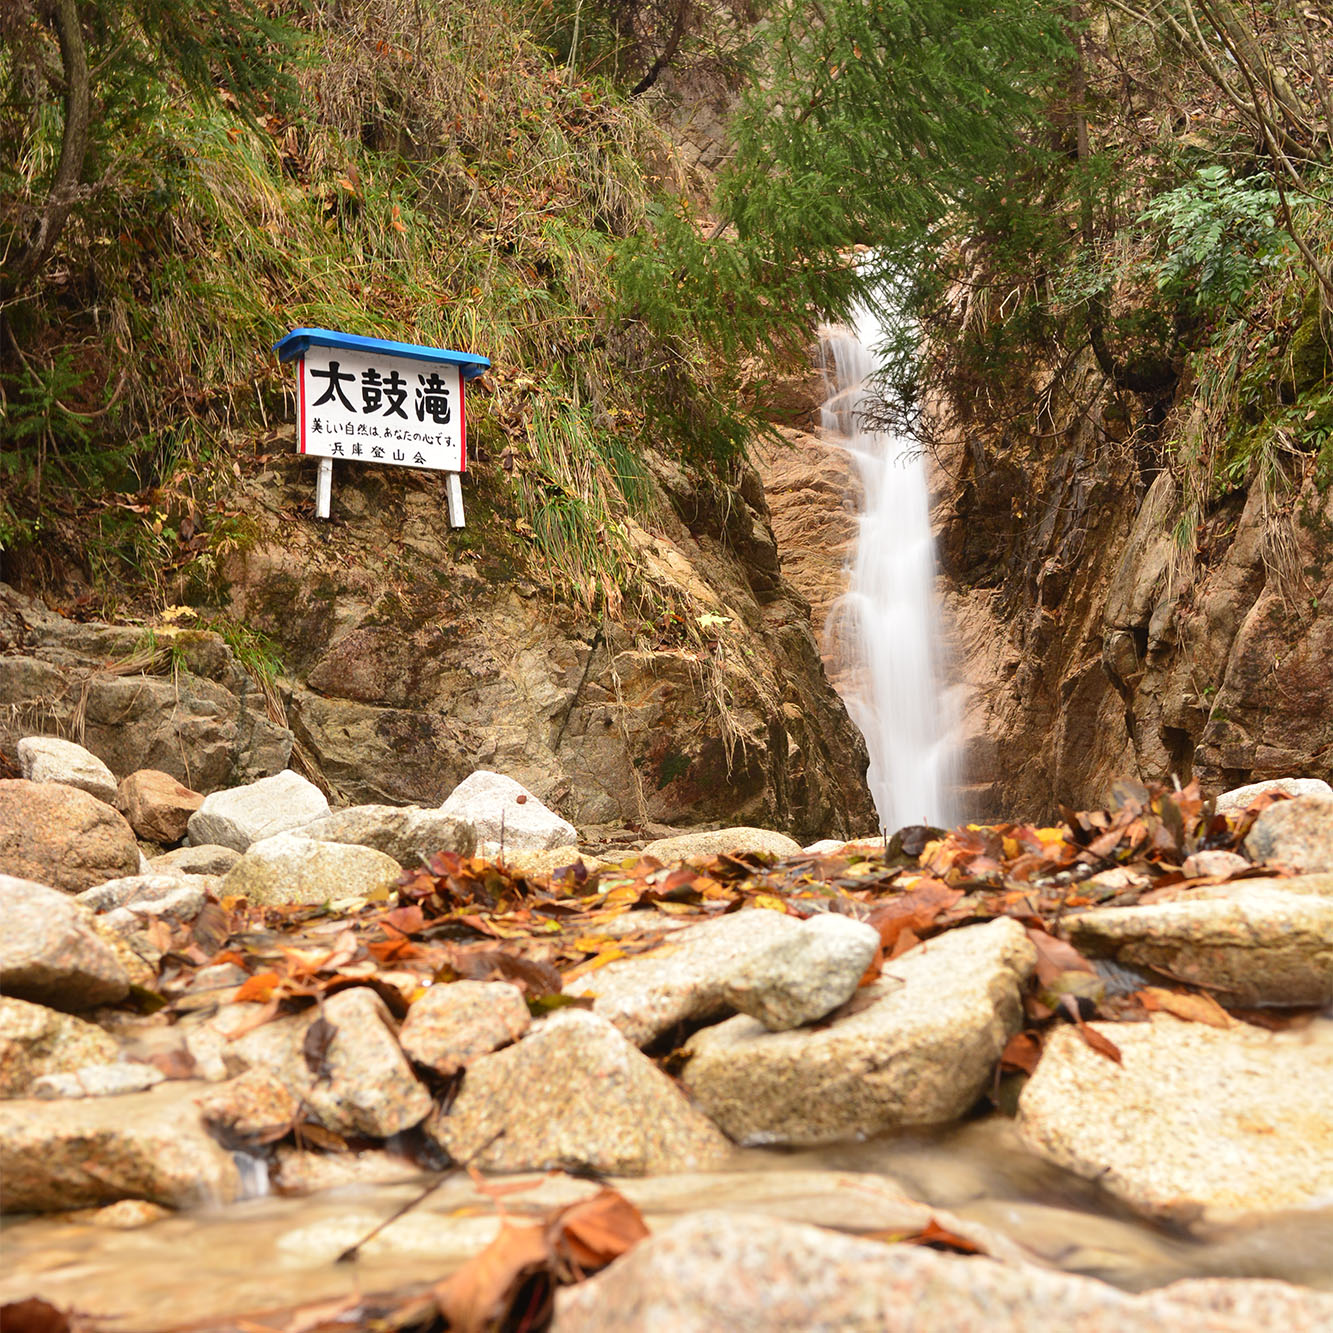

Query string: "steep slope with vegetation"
[[4, 0, 1332, 825], [694, 0, 1333, 817], [0, 0, 874, 835]]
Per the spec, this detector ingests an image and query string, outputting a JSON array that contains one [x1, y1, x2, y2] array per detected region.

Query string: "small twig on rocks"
[[334, 1128, 505, 1264]]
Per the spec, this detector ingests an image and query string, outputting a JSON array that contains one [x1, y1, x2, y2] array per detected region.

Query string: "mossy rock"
[[1287, 288, 1333, 396]]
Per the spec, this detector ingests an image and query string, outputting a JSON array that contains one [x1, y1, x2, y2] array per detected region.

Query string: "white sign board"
[[297, 345, 466, 473]]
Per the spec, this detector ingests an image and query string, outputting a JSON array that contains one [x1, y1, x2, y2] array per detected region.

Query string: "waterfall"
[[821, 305, 959, 834]]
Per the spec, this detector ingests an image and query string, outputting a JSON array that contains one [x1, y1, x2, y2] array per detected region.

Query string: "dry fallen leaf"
[[433, 1219, 551, 1333], [1138, 986, 1232, 1028]]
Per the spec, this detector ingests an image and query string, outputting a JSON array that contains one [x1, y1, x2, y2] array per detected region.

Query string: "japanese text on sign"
[[299, 345, 465, 472]]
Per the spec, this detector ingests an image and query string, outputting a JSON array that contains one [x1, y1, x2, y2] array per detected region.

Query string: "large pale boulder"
[[719, 911, 880, 1030], [565, 908, 804, 1047], [0, 779, 139, 892], [429, 1008, 732, 1174], [0, 996, 121, 1097], [438, 770, 576, 854], [220, 832, 401, 906], [639, 827, 804, 862], [186, 770, 330, 852], [299, 803, 476, 867], [0, 875, 130, 1010], [681, 918, 1035, 1146], [1214, 777, 1333, 817], [1067, 884, 1333, 1007], [1018, 1015, 1333, 1222], [1244, 794, 1333, 870], [115, 768, 204, 843], [398, 980, 530, 1075], [552, 1211, 1333, 1333], [17, 735, 118, 803], [0, 1081, 241, 1211]]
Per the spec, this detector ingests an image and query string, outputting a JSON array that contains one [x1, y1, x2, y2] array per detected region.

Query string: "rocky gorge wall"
[[0, 450, 875, 841], [761, 349, 1333, 825]]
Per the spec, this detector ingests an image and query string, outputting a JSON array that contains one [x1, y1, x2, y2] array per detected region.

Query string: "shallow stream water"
[[4, 1114, 1330, 1329]]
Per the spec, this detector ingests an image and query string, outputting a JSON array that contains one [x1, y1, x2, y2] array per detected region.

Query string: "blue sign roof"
[[273, 328, 490, 380]]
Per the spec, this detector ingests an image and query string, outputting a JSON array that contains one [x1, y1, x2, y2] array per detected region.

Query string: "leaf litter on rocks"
[[42, 777, 1317, 1330]]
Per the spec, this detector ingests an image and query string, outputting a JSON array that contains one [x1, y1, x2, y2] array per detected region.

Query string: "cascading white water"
[[822, 305, 959, 833]]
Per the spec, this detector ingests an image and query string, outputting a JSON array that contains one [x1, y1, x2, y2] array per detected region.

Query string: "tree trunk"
[[1, 0, 91, 300]]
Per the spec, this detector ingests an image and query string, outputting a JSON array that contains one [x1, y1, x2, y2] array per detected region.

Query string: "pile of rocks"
[[3, 738, 1333, 1327]]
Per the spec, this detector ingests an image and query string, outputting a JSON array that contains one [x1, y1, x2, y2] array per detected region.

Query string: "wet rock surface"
[[1018, 1016, 1333, 1221], [0, 997, 122, 1097], [1067, 884, 1333, 1006], [552, 1211, 1333, 1333], [565, 907, 803, 1046], [0, 1081, 242, 1212], [397, 979, 530, 1074], [718, 910, 880, 1030], [32, 1062, 165, 1099]]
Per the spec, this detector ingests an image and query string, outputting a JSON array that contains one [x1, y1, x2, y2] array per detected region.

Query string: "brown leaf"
[[1025, 926, 1099, 987], [549, 1187, 649, 1275], [857, 945, 884, 987], [1138, 987, 1231, 1028], [456, 949, 564, 997], [1074, 1019, 1123, 1064], [191, 900, 232, 955], [866, 880, 962, 952], [886, 925, 920, 959], [0, 1298, 73, 1333], [294, 1122, 349, 1152], [433, 1220, 551, 1333], [303, 1015, 339, 1082], [999, 1031, 1042, 1075], [383, 904, 425, 935], [910, 1217, 987, 1255], [144, 1045, 197, 1081]]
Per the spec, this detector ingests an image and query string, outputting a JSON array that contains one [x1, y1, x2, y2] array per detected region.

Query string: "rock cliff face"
[[0, 449, 873, 840], [760, 349, 1333, 824], [225, 453, 874, 838]]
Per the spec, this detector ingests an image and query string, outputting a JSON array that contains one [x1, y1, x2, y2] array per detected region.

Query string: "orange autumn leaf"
[[233, 970, 282, 1003], [999, 1030, 1042, 1075], [1138, 986, 1232, 1028], [433, 1220, 549, 1333], [549, 1187, 649, 1274]]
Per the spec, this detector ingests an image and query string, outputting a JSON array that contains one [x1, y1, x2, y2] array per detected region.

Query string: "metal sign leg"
[[446, 472, 466, 528], [316, 458, 333, 519]]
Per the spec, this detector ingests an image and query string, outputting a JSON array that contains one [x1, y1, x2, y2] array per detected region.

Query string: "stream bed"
[[5, 1115, 1331, 1330]]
